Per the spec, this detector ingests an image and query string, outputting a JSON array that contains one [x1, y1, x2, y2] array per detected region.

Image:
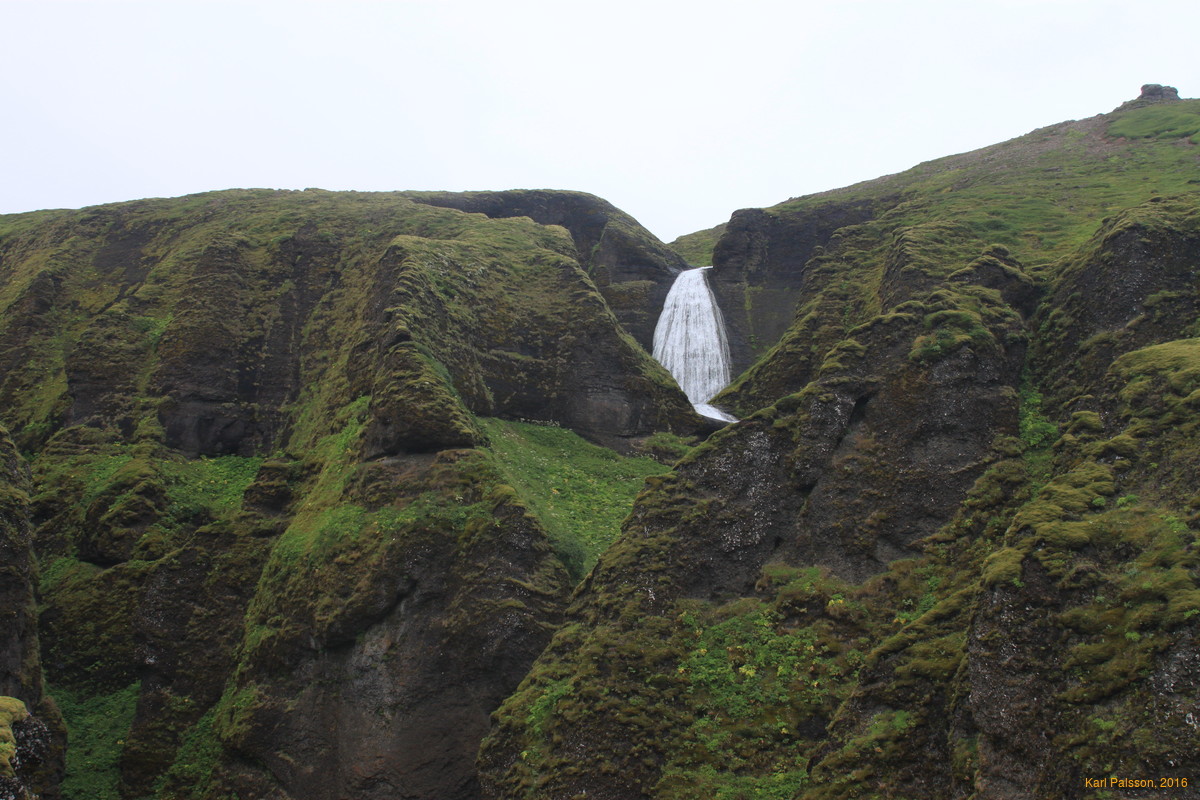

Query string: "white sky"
[[2, 0, 1196, 242]]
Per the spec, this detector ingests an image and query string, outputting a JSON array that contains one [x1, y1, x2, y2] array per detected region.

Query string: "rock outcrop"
[[1138, 83, 1181, 102], [708, 198, 885, 374]]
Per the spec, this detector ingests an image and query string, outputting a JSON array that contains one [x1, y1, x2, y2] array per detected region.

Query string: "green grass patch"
[[162, 455, 263, 520], [53, 682, 140, 800], [1019, 381, 1058, 490], [69, 451, 135, 508], [154, 708, 221, 798], [1108, 101, 1200, 143], [479, 417, 670, 578]]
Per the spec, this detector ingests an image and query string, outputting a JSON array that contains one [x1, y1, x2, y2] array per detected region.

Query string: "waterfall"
[[653, 267, 738, 423]]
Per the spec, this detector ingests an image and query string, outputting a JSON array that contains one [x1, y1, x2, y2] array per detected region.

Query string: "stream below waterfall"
[[652, 267, 738, 423]]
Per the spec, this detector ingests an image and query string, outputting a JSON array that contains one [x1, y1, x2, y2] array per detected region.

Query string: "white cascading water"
[[653, 267, 739, 423]]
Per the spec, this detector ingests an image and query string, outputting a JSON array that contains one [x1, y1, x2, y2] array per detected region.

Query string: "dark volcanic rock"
[[708, 198, 886, 373], [212, 453, 570, 800], [1140, 83, 1181, 101]]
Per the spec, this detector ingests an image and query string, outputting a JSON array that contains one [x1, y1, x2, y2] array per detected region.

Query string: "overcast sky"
[[2, 0, 1196, 242]]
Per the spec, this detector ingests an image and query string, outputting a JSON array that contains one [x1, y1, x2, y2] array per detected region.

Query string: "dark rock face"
[[654, 295, 1024, 593], [709, 198, 885, 373], [1031, 196, 1200, 409], [1140, 83, 1181, 101]]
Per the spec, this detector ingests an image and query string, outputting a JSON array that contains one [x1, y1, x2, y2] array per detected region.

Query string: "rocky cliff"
[[2, 87, 1199, 800], [479, 91, 1200, 798], [0, 190, 697, 799]]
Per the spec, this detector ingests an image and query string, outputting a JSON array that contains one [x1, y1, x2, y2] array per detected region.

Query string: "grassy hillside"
[[712, 98, 1200, 412]]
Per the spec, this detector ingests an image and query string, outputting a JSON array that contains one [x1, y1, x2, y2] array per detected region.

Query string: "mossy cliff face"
[[702, 97, 1200, 400], [403, 190, 690, 349], [4, 92, 1200, 800], [0, 190, 695, 799], [0, 429, 39, 711], [208, 448, 570, 800], [0, 190, 698, 457], [1031, 195, 1200, 409], [479, 96, 1200, 799], [0, 428, 63, 800], [708, 198, 884, 374]]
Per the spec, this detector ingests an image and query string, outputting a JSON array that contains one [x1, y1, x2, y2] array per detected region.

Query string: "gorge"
[[1, 85, 1199, 800]]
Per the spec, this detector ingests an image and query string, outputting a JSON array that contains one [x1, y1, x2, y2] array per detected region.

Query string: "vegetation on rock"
[[0, 189, 698, 799], [2, 88, 1199, 800], [478, 91, 1200, 799]]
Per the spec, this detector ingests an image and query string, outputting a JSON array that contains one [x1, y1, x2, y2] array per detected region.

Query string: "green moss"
[[0, 697, 27, 779], [526, 677, 573, 740], [906, 289, 1008, 363], [1068, 411, 1105, 434], [635, 430, 698, 463], [1112, 338, 1200, 386], [649, 598, 854, 798], [40, 559, 151, 691]]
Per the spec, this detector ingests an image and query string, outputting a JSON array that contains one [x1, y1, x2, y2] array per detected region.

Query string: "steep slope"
[[0, 189, 698, 799], [478, 88, 1200, 799], [703, 89, 1200, 387]]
